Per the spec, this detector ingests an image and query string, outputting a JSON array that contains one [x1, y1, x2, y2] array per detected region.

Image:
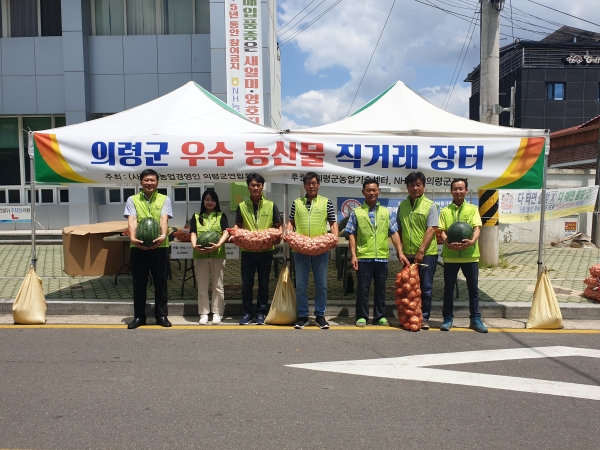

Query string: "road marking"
[[287, 346, 600, 401]]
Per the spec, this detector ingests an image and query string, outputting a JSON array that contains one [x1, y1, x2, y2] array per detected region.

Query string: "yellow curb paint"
[[0, 325, 598, 333]]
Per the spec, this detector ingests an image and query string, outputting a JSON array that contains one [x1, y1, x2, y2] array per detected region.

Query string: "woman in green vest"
[[190, 190, 230, 325]]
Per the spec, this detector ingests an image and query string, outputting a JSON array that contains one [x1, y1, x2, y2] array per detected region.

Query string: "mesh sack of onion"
[[394, 264, 423, 332], [283, 231, 338, 256], [227, 227, 282, 251]]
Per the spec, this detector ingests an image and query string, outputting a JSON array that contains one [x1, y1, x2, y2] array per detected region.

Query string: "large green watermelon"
[[137, 217, 160, 247], [198, 230, 221, 247], [446, 221, 473, 244]]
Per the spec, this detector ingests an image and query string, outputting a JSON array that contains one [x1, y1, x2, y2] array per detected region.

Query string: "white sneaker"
[[212, 314, 221, 325], [198, 314, 209, 325]]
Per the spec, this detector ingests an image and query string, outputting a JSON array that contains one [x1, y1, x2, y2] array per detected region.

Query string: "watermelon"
[[198, 230, 221, 247], [137, 217, 160, 247], [446, 221, 473, 244]]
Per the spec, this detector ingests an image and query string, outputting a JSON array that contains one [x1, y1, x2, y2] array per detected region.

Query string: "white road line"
[[287, 346, 600, 401]]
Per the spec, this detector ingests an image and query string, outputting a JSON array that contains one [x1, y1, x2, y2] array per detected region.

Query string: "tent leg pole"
[[29, 131, 37, 270], [537, 131, 550, 277]]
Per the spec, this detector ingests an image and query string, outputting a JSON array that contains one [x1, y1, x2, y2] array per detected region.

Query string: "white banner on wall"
[[499, 186, 599, 224], [225, 0, 264, 124], [0, 206, 31, 223]]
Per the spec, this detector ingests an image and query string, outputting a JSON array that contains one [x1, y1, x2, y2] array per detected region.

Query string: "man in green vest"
[[124, 169, 173, 329], [233, 173, 282, 325], [439, 178, 487, 333], [397, 171, 438, 330], [344, 178, 410, 327], [286, 172, 338, 329]]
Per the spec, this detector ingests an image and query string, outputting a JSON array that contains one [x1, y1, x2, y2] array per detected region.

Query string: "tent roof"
[[41, 81, 277, 136], [292, 81, 546, 138]]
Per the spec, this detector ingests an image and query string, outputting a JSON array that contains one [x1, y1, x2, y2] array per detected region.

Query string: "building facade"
[[0, 0, 281, 230], [549, 115, 599, 170], [465, 26, 600, 132]]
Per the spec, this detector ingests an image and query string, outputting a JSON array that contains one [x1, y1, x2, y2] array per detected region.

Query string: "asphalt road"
[[1, 328, 599, 449]]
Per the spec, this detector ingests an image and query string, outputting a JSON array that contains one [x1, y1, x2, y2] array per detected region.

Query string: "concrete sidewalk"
[[1, 243, 600, 322]]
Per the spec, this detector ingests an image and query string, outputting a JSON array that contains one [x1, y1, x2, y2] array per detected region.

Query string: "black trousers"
[[241, 251, 273, 315], [356, 261, 388, 322], [130, 247, 169, 319]]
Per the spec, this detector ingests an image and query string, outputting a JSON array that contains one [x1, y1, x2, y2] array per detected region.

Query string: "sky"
[[276, 0, 599, 129]]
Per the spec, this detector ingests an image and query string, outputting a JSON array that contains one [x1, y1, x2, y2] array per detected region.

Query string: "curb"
[[2, 299, 599, 320]]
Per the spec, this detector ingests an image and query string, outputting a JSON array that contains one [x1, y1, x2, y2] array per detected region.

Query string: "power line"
[[523, 0, 600, 29], [279, 0, 344, 46], [277, 0, 326, 39], [443, 8, 478, 110], [277, 0, 318, 35], [347, 0, 396, 116]]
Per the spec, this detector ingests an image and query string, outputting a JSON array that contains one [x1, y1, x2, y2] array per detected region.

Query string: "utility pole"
[[478, 0, 504, 266]]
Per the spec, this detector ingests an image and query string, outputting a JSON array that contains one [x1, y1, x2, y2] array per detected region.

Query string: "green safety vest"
[[131, 191, 168, 249], [193, 212, 225, 259], [397, 195, 438, 256], [294, 195, 328, 237], [439, 202, 481, 263], [354, 202, 390, 260], [239, 198, 275, 252]]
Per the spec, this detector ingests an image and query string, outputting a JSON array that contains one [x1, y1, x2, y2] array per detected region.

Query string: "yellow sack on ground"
[[13, 265, 47, 325], [265, 263, 296, 325], [526, 269, 563, 329]]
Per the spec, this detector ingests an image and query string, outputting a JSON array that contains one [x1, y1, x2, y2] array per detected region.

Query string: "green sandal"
[[376, 318, 390, 326], [356, 318, 367, 327]]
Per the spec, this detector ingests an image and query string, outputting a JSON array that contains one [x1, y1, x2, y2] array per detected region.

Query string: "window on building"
[[546, 83, 565, 101], [1, 0, 62, 37], [58, 188, 69, 204], [93, 0, 210, 35], [173, 187, 186, 202], [8, 189, 20, 203], [23, 117, 52, 184], [189, 187, 201, 201], [108, 189, 122, 203], [0, 118, 20, 186], [123, 188, 136, 200]]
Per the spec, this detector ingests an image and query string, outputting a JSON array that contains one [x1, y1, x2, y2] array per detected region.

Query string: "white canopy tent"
[[294, 80, 544, 138]]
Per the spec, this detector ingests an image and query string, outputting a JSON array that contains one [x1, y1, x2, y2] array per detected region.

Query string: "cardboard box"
[[62, 221, 129, 276]]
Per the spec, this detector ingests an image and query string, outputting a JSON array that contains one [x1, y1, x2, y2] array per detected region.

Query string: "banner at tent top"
[[33, 81, 547, 189]]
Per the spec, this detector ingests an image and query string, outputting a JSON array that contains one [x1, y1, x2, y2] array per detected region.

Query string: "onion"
[[404, 309, 414, 317], [408, 277, 418, 287], [414, 308, 422, 316], [403, 322, 412, 331], [409, 315, 420, 324], [407, 301, 418, 311], [407, 291, 416, 300], [395, 288, 404, 297], [415, 288, 422, 297], [401, 271, 410, 282], [409, 324, 420, 332], [394, 298, 402, 306], [400, 298, 409, 306], [402, 283, 412, 293], [410, 268, 418, 278]]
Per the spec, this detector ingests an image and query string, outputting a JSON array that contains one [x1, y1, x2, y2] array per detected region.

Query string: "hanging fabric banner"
[[225, 0, 264, 124], [499, 186, 599, 223]]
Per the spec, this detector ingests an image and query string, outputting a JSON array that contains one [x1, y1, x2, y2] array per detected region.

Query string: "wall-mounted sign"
[[0, 206, 31, 223], [563, 51, 600, 65]]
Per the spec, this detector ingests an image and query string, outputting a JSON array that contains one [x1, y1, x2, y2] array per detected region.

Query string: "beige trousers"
[[194, 258, 226, 315]]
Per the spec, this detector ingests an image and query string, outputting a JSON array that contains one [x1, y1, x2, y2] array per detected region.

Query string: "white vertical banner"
[[225, 0, 264, 124]]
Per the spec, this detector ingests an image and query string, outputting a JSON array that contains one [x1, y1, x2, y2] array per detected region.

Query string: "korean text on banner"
[[225, 0, 264, 124], [499, 186, 599, 224]]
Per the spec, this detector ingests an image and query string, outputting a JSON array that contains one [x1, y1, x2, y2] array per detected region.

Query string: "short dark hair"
[[451, 178, 468, 189], [139, 169, 159, 180], [362, 177, 379, 189], [246, 173, 265, 185], [303, 172, 320, 184], [405, 171, 425, 186]]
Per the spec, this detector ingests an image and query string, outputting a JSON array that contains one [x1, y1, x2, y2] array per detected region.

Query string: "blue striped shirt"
[[344, 202, 398, 262]]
